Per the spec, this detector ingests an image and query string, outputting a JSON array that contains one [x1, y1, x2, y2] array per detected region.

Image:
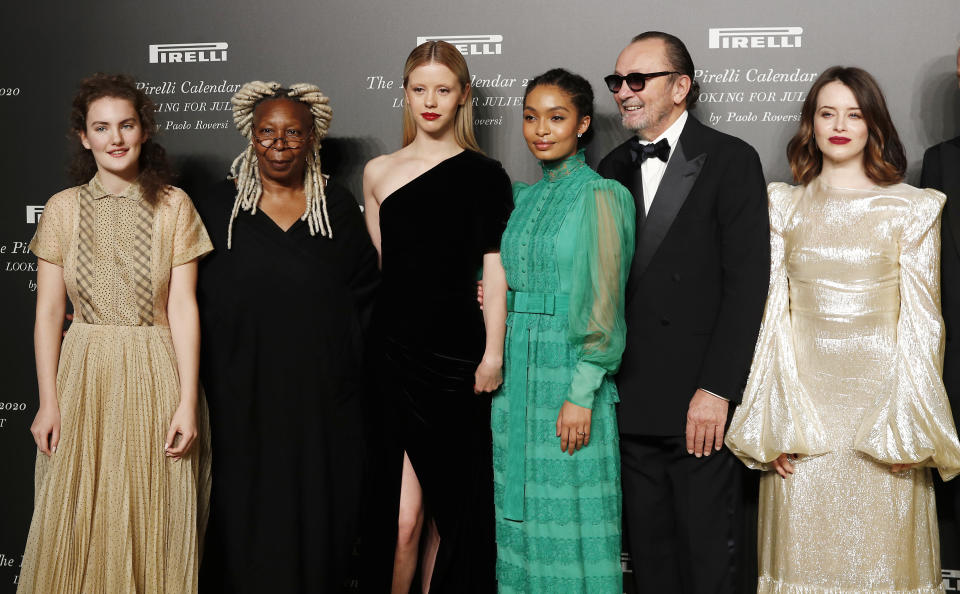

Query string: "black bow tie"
[[630, 137, 670, 165]]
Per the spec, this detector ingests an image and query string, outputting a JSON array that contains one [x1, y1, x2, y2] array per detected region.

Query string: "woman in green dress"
[[493, 68, 635, 592]]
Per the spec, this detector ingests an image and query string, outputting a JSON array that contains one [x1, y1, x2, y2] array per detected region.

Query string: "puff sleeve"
[[565, 179, 636, 409], [725, 182, 831, 469], [853, 188, 960, 479]]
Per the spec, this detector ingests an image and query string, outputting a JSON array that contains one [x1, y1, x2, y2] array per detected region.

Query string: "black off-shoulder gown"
[[194, 179, 379, 593], [364, 150, 513, 592]]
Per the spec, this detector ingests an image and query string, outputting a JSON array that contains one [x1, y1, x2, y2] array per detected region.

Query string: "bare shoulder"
[[365, 146, 415, 176], [362, 150, 402, 192], [364, 147, 419, 203], [363, 152, 393, 180]]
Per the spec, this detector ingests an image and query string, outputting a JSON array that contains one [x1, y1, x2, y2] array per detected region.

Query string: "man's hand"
[[685, 389, 728, 457]]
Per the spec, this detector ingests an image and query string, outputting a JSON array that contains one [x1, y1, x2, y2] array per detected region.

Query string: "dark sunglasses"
[[603, 71, 680, 93]]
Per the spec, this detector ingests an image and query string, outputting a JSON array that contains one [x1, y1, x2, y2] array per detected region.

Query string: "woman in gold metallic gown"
[[726, 66, 960, 593]]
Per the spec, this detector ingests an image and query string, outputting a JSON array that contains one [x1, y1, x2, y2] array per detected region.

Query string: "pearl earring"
[[577, 133, 583, 138]]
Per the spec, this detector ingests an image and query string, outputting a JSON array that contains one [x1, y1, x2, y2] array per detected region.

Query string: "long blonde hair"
[[401, 41, 481, 152]]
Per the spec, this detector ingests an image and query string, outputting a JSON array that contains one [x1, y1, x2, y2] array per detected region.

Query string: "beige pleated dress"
[[726, 179, 960, 593], [19, 176, 213, 594]]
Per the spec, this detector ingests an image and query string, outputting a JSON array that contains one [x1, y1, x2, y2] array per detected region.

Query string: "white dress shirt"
[[638, 110, 688, 215]]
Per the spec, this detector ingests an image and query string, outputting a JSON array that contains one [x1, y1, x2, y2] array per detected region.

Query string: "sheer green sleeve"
[[566, 179, 636, 409]]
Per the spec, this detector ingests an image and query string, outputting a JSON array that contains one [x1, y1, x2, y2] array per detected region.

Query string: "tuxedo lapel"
[[631, 140, 706, 279], [942, 140, 960, 260]]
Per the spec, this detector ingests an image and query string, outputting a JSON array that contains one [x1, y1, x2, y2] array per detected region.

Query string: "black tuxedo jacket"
[[598, 115, 769, 436], [921, 136, 960, 427]]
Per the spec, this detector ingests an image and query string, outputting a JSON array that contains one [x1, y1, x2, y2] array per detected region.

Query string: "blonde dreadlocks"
[[227, 81, 334, 248]]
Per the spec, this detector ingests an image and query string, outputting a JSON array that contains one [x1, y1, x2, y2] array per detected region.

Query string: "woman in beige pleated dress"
[[19, 73, 212, 593], [727, 66, 960, 593]]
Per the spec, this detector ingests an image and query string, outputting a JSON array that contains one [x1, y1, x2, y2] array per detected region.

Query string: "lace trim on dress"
[[497, 558, 622, 592], [492, 408, 618, 445], [540, 149, 588, 183], [493, 483, 620, 526], [496, 526, 621, 563], [493, 445, 620, 485]]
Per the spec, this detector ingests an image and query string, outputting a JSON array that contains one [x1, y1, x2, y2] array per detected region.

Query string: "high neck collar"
[[540, 149, 587, 182]]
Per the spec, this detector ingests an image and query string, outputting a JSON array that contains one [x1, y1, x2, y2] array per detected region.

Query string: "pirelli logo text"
[[416, 35, 502, 56], [148, 42, 228, 64], [708, 27, 803, 49], [944, 568, 960, 592], [26, 205, 43, 224]]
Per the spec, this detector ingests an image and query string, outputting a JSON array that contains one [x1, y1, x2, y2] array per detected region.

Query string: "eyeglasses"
[[252, 131, 309, 149], [603, 71, 680, 93]]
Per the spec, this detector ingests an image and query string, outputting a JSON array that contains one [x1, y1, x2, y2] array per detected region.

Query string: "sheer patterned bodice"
[[493, 150, 634, 592], [21, 177, 212, 594]]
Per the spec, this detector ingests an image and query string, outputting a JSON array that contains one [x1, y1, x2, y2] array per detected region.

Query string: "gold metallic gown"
[[726, 179, 960, 593]]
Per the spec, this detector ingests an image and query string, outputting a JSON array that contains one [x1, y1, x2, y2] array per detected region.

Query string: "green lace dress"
[[493, 150, 635, 592]]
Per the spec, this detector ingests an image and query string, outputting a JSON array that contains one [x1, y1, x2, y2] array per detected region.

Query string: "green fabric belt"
[[503, 290, 569, 522], [505, 291, 569, 315]]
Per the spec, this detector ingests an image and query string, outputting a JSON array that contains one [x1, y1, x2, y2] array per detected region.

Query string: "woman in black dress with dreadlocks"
[[194, 81, 379, 593]]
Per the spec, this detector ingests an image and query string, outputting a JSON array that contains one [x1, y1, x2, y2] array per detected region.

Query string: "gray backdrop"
[[2, 1, 960, 591]]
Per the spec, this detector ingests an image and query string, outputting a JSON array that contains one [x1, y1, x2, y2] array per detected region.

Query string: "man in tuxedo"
[[920, 43, 960, 529], [597, 31, 769, 593]]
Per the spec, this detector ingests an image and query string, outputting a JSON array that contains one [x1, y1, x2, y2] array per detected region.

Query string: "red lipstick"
[[829, 136, 851, 144], [421, 112, 440, 121]]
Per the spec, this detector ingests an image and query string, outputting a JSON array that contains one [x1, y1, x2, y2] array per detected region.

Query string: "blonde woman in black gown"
[[363, 41, 512, 593]]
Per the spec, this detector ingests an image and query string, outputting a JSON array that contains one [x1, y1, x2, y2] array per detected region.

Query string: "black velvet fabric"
[[363, 150, 512, 593]]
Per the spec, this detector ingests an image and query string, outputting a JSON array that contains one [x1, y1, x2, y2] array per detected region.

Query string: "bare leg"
[[392, 452, 424, 594], [420, 518, 440, 593]]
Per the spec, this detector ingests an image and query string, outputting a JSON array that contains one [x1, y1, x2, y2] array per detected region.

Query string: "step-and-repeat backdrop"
[[2, 1, 959, 591]]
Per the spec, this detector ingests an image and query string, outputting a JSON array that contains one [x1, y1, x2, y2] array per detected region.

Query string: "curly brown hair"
[[69, 73, 175, 206], [787, 66, 906, 186]]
